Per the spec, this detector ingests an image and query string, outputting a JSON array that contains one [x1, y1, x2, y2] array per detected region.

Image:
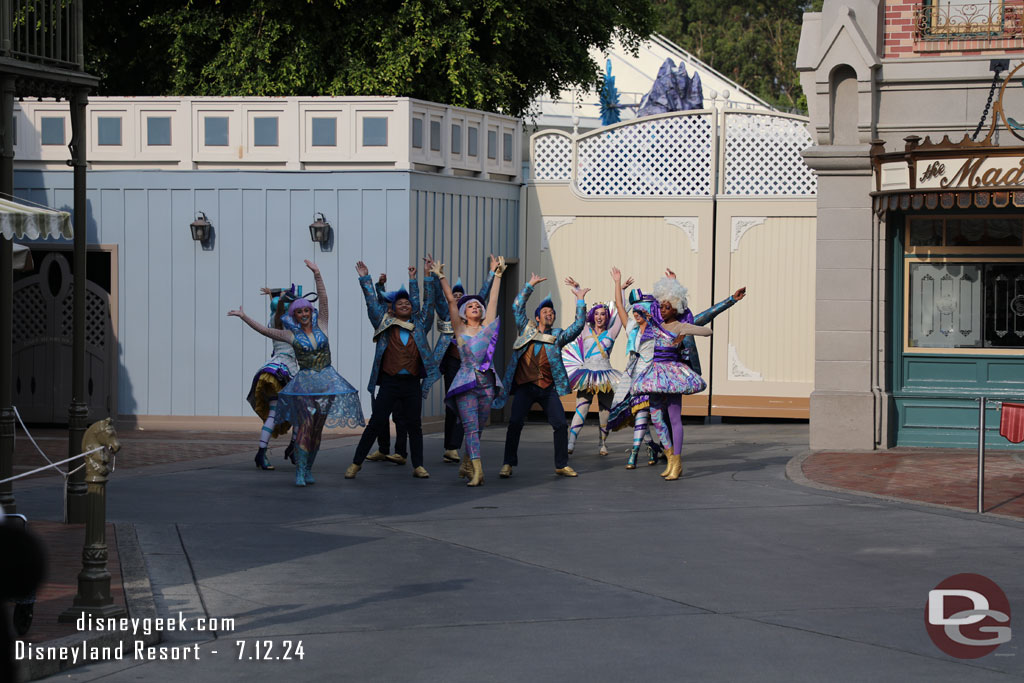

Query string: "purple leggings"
[[454, 380, 496, 461], [650, 394, 684, 455]]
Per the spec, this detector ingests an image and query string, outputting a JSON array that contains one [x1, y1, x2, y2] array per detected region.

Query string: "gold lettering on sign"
[[919, 161, 945, 182], [939, 156, 1024, 189]]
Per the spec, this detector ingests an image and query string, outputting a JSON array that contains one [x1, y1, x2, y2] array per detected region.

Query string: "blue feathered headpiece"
[[452, 278, 465, 295], [382, 287, 411, 306], [534, 295, 555, 319]]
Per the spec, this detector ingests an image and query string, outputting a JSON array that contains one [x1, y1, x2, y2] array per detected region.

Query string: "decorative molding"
[[728, 343, 763, 381], [541, 215, 575, 250], [665, 217, 699, 253], [731, 216, 766, 252]]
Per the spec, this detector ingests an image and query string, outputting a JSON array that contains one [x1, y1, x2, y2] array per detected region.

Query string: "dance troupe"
[[228, 257, 745, 487]]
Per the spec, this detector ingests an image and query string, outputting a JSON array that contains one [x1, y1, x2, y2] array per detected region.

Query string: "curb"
[[18, 523, 161, 682], [786, 450, 1024, 523]]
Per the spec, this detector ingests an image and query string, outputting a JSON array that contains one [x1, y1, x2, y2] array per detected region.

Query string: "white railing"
[[530, 108, 817, 198], [11, 97, 522, 180]]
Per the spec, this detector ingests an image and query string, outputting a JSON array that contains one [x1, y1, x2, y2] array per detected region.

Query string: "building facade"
[[11, 97, 521, 427], [798, 0, 1024, 449]]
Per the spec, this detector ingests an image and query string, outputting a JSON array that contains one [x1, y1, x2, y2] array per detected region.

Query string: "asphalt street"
[[12, 421, 1024, 682]]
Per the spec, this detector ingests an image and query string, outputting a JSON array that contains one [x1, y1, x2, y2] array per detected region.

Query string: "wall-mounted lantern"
[[309, 212, 331, 244], [190, 212, 212, 244]]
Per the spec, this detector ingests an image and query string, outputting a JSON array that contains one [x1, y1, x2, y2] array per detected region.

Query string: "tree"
[[652, 0, 823, 113], [85, 0, 655, 119]]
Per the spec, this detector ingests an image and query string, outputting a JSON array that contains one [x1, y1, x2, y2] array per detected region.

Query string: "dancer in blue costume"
[[245, 286, 300, 470], [364, 272, 411, 466], [608, 269, 711, 477], [346, 258, 441, 480], [431, 257, 499, 465], [432, 256, 506, 486], [493, 273, 590, 478], [229, 260, 365, 486]]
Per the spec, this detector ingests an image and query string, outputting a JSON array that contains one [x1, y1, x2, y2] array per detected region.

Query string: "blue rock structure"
[[637, 58, 704, 117], [598, 59, 622, 126]]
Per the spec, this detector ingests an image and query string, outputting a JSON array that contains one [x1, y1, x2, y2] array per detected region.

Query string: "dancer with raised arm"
[[563, 271, 634, 457], [245, 286, 300, 470], [365, 272, 411, 466], [493, 274, 588, 478], [229, 261, 365, 486], [432, 257, 505, 486], [346, 258, 440, 480], [431, 257, 499, 465]]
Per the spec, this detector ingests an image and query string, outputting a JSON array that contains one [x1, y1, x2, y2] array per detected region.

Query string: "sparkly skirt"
[[276, 367, 365, 430], [246, 361, 293, 438], [632, 360, 706, 395], [568, 367, 622, 394]]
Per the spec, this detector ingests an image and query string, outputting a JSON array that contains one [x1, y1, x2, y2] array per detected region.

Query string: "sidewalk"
[[797, 447, 1024, 518]]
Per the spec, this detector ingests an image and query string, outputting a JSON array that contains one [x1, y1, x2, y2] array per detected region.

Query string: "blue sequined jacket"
[[492, 283, 586, 409], [682, 295, 739, 376], [358, 274, 440, 398], [430, 270, 496, 363]]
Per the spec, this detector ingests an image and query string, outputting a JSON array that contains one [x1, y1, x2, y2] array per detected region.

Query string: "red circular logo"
[[925, 573, 1011, 658]]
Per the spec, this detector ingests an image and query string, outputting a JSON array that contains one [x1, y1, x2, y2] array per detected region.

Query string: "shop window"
[[147, 117, 172, 146], [412, 118, 423, 149], [97, 117, 122, 146], [451, 124, 461, 154], [362, 117, 387, 147], [906, 216, 1024, 250], [468, 126, 479, 157], [430, 120, 441, 152], [919, 0, 1006, 39], [204, 117, 229, 146], [311, 117, 336, 147], [253, 117, 278, 147], [41, 117, 64, 145]]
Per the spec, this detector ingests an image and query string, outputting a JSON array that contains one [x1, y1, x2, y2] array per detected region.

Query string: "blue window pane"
[[429, 120, 441, 151], [487, 130, 497, 159], [41, 117, 64, 145], [362, 117, 388, 147], [412, 118, 423, 148], [147, 117, 172, 146], [204, 117, 229, 146], [468, 127, 478, 157], [503, 132, 513, 161], [97, 117, 122, 146], [451, 124, 461, 154], [311, 117, 336, 147], [253, 117, 278, 147]]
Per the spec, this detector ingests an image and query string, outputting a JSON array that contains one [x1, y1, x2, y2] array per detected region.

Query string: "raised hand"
[[431, 261, 445, 278], [305, 259, 320, 275], [622, 276, 634, 289], [565, 277, 589, 300], [259, 287, 272, 296], [355, 261, 369, 277], [610, 266, 621, 283], [733, 287, 747, 301], [408, 265, 417, 279], [227, 305, 245, 318], [665, 268, 676, 280], [528, 272, 547, 287], [422, 252, 435, 275], [489, 253, 500, 272], [378, 273, 387, 286]]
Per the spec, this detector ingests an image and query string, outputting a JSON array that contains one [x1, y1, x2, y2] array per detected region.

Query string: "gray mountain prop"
[[637, 58, 704, 117]]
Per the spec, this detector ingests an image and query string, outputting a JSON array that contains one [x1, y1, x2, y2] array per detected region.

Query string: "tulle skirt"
[[276, 367, 365, 430], [568, 367, 623, 394], [632, 361, 706, 395]]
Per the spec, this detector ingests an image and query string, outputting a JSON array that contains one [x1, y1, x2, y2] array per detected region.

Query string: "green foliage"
[[86, 0, 655, 118], [652, 0, 822, 113]]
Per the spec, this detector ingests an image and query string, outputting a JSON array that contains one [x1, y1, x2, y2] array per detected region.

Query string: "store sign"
[[917, 155, 1024, 190]]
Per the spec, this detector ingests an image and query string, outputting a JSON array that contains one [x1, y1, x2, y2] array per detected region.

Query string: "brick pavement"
[[13, 522, 125, 645], [802, 448, 1024, 518]]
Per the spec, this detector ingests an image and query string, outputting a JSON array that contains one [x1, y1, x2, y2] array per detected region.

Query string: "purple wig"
[[287, 298, 313, 317], [586, 303, 611, 328]]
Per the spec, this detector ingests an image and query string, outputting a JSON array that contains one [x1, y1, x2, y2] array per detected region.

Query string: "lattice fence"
[[531, 133, 572, 181], [722, 113, 816, 196], [575, 115, 714, 197]]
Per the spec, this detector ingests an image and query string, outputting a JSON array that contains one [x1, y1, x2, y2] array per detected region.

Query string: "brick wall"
[[884, 0, 1024, 57]]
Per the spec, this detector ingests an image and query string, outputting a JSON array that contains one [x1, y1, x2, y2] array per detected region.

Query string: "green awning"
[[0, 197, 72, 240]]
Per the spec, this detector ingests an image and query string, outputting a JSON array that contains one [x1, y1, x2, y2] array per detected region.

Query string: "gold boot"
[[458, 452, 472, 479], [499, 464, 513, 478], [467, 459, 484, 487], [344, 463, 361, 479], [660, 452, 673, 477], [664, 454, 682, 481], [443, 449, 461, 463]]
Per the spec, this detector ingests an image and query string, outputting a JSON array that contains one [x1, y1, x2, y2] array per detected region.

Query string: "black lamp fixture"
[[309, 212, 331, 244], [190, 211, 212, 243]]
